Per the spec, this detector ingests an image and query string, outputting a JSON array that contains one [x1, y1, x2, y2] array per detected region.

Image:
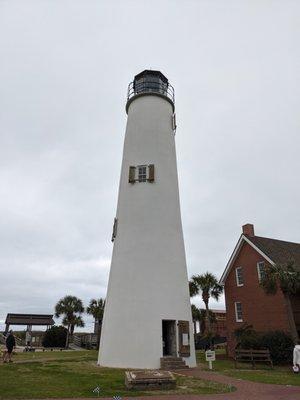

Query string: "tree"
[[55, 295, 85, 348], [199, 308, 217, 335], [191, 304, 201, 334], [189, 281, 198, 298], [189, 272, 223, 340], [191, 305, 217, 335], [260, 260, 300, 341], [86, 298, 105, 350]]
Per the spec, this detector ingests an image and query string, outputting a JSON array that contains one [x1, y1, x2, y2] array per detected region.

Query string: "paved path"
[[178, 367, 300, 399], [40, 367, 300, 400]]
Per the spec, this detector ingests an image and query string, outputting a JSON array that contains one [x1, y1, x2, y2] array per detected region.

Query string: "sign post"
[[205, 350, 216, 370]]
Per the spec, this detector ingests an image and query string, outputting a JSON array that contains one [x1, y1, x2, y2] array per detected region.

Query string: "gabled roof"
[[220, 234, 300, 285], [249, 236, 300, 267]]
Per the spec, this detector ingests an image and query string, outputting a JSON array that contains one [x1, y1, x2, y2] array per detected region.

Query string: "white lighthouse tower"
[[99, 70, 196, 369]]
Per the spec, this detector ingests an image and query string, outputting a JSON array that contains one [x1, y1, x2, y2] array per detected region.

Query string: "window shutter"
[[111, 218, 118, 242], [172, 113, 177, 131], [148, 164, 155, 182], [178, 320, 190, 357], [128, 166, 136, 183]]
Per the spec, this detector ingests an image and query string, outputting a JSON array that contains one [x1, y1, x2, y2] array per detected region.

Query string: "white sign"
[[182, 333, 189, 346], [205, 350, 216, 361]]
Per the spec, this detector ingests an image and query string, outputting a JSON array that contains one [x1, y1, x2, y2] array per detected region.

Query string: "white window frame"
[[257, 261, 266, 282], [235, 302, 243, 322], [137, 165, 147, 182], [235, 267, 244, 287]]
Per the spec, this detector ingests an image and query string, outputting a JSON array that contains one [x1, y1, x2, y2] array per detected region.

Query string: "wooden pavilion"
[[4, 313, 55, 346]]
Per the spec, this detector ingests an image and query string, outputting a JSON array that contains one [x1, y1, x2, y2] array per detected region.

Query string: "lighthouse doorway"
[[162, 320, 177, 356]]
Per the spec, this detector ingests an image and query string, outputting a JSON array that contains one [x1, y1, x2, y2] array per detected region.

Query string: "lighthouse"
[[99, 70, 196, 369]]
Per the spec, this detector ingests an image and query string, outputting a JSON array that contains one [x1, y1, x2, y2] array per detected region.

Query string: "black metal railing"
[[127, 80, 175, 104]]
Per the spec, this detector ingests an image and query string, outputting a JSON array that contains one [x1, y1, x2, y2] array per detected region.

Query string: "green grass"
[[196, 349, 300, 386], [0, 351, 231, 399]]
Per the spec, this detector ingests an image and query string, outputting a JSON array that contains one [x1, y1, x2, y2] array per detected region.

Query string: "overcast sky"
[[0, 0, 299, 332]]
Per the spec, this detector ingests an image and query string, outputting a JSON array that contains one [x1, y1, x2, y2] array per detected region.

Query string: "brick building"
[[209, 309, 227, 338], [194, 309, 227, 337], [220, 224, 300, 356]]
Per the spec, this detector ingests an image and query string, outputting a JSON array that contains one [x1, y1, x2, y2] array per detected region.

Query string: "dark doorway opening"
[[162, 320, 176, 356]]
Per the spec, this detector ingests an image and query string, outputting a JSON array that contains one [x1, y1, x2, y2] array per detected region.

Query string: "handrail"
[[127, 80, 175, 104], [0, 332, 23, 346]]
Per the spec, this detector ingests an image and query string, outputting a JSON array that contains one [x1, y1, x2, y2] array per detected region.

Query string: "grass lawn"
[[0, 350, 231, 399], [196, 349, 300, 386]]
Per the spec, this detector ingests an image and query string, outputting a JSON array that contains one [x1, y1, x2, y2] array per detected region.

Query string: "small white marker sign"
[[205, 350, 215, 361], [205, 350, 215, 370]]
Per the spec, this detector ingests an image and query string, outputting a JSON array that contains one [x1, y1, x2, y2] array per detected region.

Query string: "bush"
[[234, 324, 263, 349], [235, 327, 294, 365], [261, 330, 294, 365], [238, 331, 263, 350], [42, 326, 67, 348]]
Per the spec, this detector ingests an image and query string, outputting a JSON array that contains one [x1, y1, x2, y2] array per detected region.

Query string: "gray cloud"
[[1, 0, 299, 330]]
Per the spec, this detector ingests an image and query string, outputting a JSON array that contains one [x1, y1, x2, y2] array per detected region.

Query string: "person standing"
[[3, 330, 16, 363], [293, 340, 300, 373]]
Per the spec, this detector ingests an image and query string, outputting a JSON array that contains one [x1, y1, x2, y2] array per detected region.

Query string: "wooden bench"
[[234, 349, 273, 369]]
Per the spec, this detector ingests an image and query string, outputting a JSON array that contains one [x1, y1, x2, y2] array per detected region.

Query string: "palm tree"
[[260, 260, 300, 341], [55, 295, 85, 348], [189, 272, 223, 337], [191, 304, 201, 334], [189, 281, 198, 298], [191, 305, 217, 335], [86, 298, 105, 350], [68, 315, 85, 336], [199, 308, 217, 335]]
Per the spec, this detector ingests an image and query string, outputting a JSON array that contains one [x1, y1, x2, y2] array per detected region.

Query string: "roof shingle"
[[247, 235, 300, 268]]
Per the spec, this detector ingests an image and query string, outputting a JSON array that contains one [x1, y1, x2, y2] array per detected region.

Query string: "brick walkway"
[[177, 367, 300, 399], [45, 367, 300, 400]]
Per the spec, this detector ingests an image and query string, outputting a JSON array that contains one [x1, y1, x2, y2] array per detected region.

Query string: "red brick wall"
[[213, 312, 227, 338], [224, 241, 291, 356], [203, 311, 227, 337]]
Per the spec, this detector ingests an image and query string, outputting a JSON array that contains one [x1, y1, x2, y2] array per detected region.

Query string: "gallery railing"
[[127, 80, 175, 104]]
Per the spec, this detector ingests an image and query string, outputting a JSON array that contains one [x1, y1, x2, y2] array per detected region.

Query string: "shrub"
[[238, 331, 263, 350], [42, 325, 67, 348], [261, 330, 294, 365], [235, 326, 294, 364]]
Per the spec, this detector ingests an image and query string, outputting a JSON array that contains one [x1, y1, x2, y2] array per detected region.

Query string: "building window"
[[172, 113, 177, 131], [128, 164, 155, 183], [235, 302, 243, 322], [111, 218, 118, 242], [235, 267, 244, 286], [138, 165, 147, 182], [257, 261, 266, 282]]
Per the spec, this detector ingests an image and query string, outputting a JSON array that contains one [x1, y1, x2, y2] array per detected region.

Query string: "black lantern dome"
[[126, 70, 175, 112]]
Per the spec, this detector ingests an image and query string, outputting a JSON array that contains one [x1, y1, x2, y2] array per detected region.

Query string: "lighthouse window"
[[138, 166, 147, 182]]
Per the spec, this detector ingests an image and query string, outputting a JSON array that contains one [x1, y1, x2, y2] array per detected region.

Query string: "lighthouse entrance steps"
[[160, 356, 188, 370], [162, 320, 176, 357]]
